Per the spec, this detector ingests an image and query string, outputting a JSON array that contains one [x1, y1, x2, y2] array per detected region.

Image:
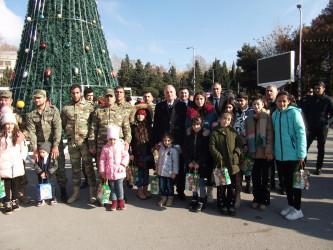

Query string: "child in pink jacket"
[[99, 125, 129, 211]]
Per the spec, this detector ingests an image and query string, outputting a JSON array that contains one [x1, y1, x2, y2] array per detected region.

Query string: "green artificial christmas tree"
[[11, 0, 118, 111]]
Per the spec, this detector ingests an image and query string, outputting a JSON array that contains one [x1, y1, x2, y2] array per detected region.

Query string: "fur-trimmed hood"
[[129, 103, 154, 125]]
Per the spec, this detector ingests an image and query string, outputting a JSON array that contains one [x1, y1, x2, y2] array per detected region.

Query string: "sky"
[[0, 0, 329, 71]]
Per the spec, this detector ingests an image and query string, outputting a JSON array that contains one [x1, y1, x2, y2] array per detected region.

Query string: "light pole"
[[186, 46, 196, 92], [297, 4, 302, 98]]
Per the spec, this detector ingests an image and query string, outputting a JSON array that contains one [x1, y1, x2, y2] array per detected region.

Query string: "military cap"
[[104, 89, 115, 96], [33, 89, 47, 97], [0, 90, 12, 98]]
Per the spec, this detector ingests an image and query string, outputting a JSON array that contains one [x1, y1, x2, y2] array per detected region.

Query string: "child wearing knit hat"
[[34, 141, 58, 206], [99, 125, 129, 211], [0, 106, 28, 215]]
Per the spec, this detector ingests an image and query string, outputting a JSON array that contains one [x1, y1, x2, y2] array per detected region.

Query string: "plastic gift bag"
[[37, 182, 52, 200], [131, 165, 139, 183], [213, 168, 231, 186], [185, 172, 195, 191], [97, 180, 111, 204], [192, 173, 200, 192], [293, 161, 310, 190], [150, 175, 159, 195], [126, 165, 134, 185], [0, 178, 5, 198], [240, 154, 254, 176]]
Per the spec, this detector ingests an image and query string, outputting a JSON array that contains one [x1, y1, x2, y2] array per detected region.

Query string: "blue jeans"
[[159, 176, 174, 196], [193, 178, 206, 198], [136, 169, 149, 188], [108, 179, 124, 200]]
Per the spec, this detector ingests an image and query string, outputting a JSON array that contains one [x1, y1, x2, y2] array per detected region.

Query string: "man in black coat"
[[208, 82, 225, 116], [300, 81, 333, 175], [153, 85, 187, 199]]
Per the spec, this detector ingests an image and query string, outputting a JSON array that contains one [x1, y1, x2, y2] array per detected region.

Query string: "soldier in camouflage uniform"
[[88, 89, 131, 172], [115, 86, 133, 115], [62, 85, 96, 204], [26, 89, 68, 202], [0, 90, 30, 204]]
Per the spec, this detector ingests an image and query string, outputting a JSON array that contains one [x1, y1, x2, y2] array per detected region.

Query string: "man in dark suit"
[[178, 87, 194, 108], [153, 85, 187, 200], [208, 82, 225, 116]]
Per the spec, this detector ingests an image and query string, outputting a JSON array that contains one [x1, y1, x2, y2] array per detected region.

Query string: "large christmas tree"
[[11, 0, 118, 111]]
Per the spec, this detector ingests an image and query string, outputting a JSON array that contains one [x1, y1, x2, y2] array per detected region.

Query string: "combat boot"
[[89, 186, 97, 204], [18, 187, 30, 204], [67, 186, 80, 204], [166, 196, 174, 207]]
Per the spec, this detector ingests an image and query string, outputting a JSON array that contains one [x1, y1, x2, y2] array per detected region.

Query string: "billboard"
[[257, 51, 295, 88]]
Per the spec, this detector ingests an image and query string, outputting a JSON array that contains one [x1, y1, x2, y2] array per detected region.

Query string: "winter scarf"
[[246, 109, 268, 153]]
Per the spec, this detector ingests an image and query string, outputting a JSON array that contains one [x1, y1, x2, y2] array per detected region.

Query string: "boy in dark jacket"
[[183, 117, 211, 212], [34, 142, 58, 206], [209, 112, 242, 216]]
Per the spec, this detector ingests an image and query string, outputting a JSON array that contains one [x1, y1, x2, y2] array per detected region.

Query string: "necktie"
[[214, 98, 219, 111]]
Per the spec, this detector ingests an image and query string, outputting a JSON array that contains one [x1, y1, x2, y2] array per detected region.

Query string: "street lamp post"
[[186, 46, 196, 92], [297, 4, 302, 98]]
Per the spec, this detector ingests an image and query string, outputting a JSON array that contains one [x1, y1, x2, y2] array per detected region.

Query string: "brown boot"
[[157, 196, 167, 207], [166, 196, 174, 207], [143, 186, 151, 198], [67, 186, 80, 204], [89, 186, 97, 204], [137, 187, 147, 200], [18, 188, 30, 204]]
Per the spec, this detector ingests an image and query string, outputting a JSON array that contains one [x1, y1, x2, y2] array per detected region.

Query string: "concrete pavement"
[[1, 130, 333, 249]]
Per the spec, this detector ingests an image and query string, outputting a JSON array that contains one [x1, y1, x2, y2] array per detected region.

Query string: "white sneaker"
[[206, 186, 214, 203], [280, 205, 293, 216], [285, 208, 304, 220]]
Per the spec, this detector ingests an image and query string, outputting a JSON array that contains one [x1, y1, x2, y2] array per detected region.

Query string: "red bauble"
[[11, 72, 15, 80], [45, 69, 52, 77], [41, 43, 46, 49], [111, 70, 116, 78]]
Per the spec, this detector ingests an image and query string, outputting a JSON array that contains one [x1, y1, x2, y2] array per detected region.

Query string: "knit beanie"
[[107, 125, 120, 140], [1, 106, 16, 125], [137, 109, 147, 117], [39, 141, 51, 154]]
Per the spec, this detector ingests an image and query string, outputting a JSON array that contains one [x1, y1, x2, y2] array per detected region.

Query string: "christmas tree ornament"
[[57, 14, 62, 18], [96, 68, 102, 76], [16, 101, 25, 109], [101, 26, 104, 30], [26, 17, 31, 22], [39, 14, 44, 19], [65, 43, 70, 48], [92, 20, 96, 24], [102, 49, 105, 53], [41, 43, 46, 49], [73, 67, 79, 75], [111, 70, 116, 78], [45, 69, 52, 77], [76, 16, 79, 19], [25, 48, 30, 53], [23, 71, 28, 78], [85, 45, 90, 51], [11, 72, 15, 80]]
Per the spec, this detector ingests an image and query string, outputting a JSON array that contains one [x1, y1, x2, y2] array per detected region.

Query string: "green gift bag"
[[150, 175, 159, 195], [97, 180, 111, 204], [131, 165, 139, 183], [0, 178, 5, 198], [240, 154, 254, 176]]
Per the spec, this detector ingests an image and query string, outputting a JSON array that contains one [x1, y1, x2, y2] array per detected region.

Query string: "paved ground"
[[1, 130, 333, 249]]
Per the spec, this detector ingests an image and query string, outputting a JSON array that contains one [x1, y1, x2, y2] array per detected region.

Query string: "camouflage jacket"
[[26, 103, 62, 151], [62, 98, 95, 145], [88, 105, 132, 149], [0, 106, 28, 137], [116, 100, 133, 116]]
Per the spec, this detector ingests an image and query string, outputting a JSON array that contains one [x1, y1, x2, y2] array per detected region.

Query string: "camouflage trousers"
[[38, 140, 68, 188], [68, 141, 96, 187]]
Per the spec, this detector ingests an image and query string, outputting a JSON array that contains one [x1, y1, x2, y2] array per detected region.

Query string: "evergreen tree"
[[221, 61, 231, 89], [1, 66, 13, 87], [230, 62, 237, 90], [11, 0, 117, 111], [117, 54, 133, 87]]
